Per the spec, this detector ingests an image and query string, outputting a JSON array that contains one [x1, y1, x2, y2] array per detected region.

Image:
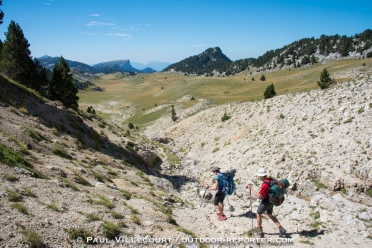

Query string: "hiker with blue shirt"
[[206, 166, 227, 221], [246, 168, 288, 237]]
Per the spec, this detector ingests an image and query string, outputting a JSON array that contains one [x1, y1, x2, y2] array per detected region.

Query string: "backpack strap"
[[263, 178, 272, 186]]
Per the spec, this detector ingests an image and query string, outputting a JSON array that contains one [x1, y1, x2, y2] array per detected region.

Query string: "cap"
[[281, 179, 290, 188], [255, 168, 268, 176], [211, 166, 220, 172]]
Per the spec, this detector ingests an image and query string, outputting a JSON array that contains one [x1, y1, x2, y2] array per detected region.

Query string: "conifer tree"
[[317, 68, 335, 89], [49, 56, 79, 109], [171, 105, 177, 122], [264, 83, 276, 99], [1, 20, 35, 87], [0, 1, 4, 25]]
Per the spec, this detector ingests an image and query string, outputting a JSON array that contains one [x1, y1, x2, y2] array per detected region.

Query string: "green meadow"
[[78, 58, 372, 128]]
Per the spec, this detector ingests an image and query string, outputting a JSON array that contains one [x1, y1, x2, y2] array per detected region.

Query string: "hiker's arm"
[[206, 180, 218, 191], [246, 184, 262, 198]]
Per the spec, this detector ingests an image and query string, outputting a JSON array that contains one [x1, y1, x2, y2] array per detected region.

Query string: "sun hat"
[[211, 166, 220, 172], [255, 168, 268, 177]]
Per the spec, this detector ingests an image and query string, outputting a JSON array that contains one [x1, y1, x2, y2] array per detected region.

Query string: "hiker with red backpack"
[[206, 166, 227, 221], [246, 168, 289, 237]]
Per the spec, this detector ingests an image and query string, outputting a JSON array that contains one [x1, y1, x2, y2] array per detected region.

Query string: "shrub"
[[221, 111, 231, 122], [171, 105, 177, 122], [128, 123, 134, 129], [264, 83, 276, 99], [260, 75, 266, 81]]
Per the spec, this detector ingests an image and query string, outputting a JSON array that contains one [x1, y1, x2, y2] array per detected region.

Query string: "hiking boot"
[[279, 226, 286, 237], [218, 215, 227, 221]]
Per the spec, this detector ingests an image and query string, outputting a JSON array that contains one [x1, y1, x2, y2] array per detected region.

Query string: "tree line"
[[0, 17, 79, 109]]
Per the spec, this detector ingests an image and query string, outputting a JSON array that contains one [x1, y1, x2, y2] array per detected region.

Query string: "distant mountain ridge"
[[164, 29, 372, 76], [131, 61, 171, 71], [38, 57, 154, 74], [163, 47, 232, 75]]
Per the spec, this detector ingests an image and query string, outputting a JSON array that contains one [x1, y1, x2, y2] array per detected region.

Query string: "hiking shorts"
[[214, 192, 225, 205], [257, 199, 274, 215]]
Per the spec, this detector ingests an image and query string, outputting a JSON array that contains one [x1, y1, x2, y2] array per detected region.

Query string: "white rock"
[[358, 212, 371, 221]]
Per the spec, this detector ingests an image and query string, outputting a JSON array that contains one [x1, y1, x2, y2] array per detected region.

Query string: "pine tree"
[[49, 56, 79, 109], [0, 1, 4, 25], [311, 55, 317, 64], [264, 83, 276, 99], [317, 68, 335, 89], [1, 20, 35, 87], [171, 105, 177, 122]]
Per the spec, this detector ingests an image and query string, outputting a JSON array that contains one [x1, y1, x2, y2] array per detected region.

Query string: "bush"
[[260, 75, 266, 81], [264, 83, 276, 99], [128, 123, 134, 129], [221, 111, 231, 122]]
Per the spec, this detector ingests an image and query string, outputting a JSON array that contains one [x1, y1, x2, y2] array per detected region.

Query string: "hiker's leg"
[[256, 200, 271, 229], [214, 193, 224, 215], [220, 202, 224, 215], [267, 206, 282, 228], [267, 214, 281, 228], [215, 204, 223, 214], [256, 213, 262, 228]]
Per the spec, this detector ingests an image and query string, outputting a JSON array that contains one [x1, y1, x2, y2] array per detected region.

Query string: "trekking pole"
[[199, 186, 208, 208], [246, 183, 253, 229]]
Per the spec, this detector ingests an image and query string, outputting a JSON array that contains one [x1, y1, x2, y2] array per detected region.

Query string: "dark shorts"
[[257, 199, 274, 215], [214, 192, 225, 205]]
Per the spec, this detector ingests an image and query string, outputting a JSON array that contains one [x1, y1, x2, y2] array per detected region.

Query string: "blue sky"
[[1, 0, 371, 64]]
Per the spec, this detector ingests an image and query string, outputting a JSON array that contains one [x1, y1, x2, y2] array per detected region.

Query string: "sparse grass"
[[0, 143, 46, 179], [11, 202, 28, 214], [22, 187, 36, 197], [312, 179, 327, 190], [67, 228, 92, 244], [58, 177, 80, 191], [73, 171, 93, 187], [23, 125, 49, 142], [95, 194, 114, 209], [310, 221, 323, 229], [47, 202, 59, 212], [136, 171, 151, 184], [130, 214, 141, 225], [119, 189, 132, 200], [366, 188, 372, 197], [52, 146, 72, 159], [300, 240, 315, 245], [5, 173, 19, 182], [111, 211, 124, 219], [310, 211, 320, 219], [102, 221, 120, 239], [22, 229, 43, 248], [6, 188, 22, 202], [86, 213, 101, 221], [91, 169, 105, 183]]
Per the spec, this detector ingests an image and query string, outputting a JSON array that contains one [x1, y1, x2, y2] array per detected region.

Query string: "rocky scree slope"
[[0, 75, 201, 247], [144, 66, 372, 247]]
